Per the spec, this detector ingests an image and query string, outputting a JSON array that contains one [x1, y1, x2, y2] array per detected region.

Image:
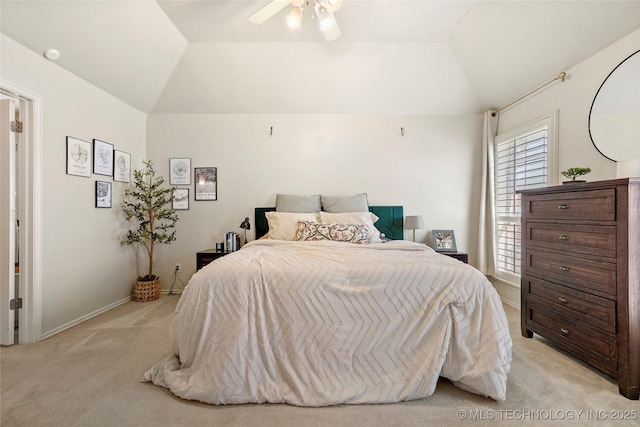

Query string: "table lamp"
[[405, 215, 424, 242], [239, 217, 251, 245]]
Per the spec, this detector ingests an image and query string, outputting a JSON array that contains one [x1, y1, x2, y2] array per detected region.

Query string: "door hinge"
[[10, 121, 23, 133], [10, 298, 23, 310]]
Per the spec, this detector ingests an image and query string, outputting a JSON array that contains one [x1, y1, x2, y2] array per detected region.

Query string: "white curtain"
[[477, 111, 499, 276]]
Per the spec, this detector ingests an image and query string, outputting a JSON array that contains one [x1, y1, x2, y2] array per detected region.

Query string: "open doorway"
[[1, 81, 43, 345], [0, 96, 18, 345]]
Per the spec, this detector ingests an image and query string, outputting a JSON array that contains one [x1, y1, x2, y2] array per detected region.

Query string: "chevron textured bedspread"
[[142, 239, 512, 406]]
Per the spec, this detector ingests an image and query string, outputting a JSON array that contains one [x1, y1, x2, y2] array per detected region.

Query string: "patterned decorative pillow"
[[319, 211, 382, 243], [296, 221, 369, 244]]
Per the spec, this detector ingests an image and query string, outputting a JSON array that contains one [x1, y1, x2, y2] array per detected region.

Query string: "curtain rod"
[[491, 71, 567, 117]]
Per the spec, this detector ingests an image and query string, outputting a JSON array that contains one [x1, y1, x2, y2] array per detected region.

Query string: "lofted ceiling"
[[1, 1, 639, 114]]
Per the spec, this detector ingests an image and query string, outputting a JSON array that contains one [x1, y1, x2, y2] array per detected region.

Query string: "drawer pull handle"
[[558, 235, 569, 241], [558, 297, 568, 304], [559, 266, 569, 271], [560, 328, 570, 335], [558, 204, 569, 209]]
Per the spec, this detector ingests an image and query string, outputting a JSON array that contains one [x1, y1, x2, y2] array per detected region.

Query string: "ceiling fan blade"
[[249, 0, 291, 24]]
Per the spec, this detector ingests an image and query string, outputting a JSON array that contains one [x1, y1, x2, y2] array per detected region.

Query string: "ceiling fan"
[[249, 0, 343, 41]]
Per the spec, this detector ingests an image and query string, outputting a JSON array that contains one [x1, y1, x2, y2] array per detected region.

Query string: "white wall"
[[491, 29, 640, 308], [2, 31, 485, 335], [146, 114, 484, 284], [1, 35, 147, 336], [6, 25, 637, 334], [497, 29, 640, 183]]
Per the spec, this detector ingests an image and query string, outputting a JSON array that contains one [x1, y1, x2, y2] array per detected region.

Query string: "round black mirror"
[[588, 49, 640, 162]]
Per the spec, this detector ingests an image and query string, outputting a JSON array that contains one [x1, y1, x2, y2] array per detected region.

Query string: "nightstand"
[[196, 249, 231, 270], [441, 252, 468, 264]]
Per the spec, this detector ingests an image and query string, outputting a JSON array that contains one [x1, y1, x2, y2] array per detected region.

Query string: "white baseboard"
[[41, 296, 131, 340], [489, 276, 521, 309]]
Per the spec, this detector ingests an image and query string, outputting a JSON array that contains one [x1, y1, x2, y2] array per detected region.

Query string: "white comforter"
[[143, 240, 512, 406]]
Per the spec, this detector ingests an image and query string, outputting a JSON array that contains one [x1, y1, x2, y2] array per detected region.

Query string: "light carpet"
[[1, 296, 637, 427]]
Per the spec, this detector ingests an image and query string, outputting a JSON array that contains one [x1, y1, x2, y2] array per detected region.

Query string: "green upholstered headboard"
[[254, 206, 404, 240]]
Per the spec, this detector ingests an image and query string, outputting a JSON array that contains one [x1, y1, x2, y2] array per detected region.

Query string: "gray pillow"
[[276, 194, 322, 213], [321, 193, 369, 213]]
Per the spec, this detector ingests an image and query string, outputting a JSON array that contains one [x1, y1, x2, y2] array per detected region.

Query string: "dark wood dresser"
[[519, 178, 639, 400]]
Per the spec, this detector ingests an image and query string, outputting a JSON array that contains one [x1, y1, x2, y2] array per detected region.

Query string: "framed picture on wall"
[[173, 188, 189, 210], [113, 150, 131, 183], [432, 230, 457, 252], [95, 181, 112, 208], [93, 139, 114, 176], [194, 167, 217, 201], [170, 158, 191, 185], [66, 136, 92, 177]]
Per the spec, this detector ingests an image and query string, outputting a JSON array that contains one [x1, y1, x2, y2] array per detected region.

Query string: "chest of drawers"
[[519, 178, 639, 400]]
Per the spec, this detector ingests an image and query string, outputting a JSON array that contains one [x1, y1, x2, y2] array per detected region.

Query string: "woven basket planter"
[[133, 278, 160, 302]]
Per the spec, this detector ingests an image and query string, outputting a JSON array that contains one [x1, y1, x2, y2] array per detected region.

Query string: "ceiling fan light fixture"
[[314, 2, 341, 41], [326, 0, 343, 12], [250, 0, 341, 41], [314, 3, 335, 32], [286, 6, 303, 29]]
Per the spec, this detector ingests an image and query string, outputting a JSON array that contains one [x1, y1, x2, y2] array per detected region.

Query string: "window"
[[494, 113, 557, 285]]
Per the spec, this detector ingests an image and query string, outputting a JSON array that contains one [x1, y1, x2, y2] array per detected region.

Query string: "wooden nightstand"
[[196, 249, 231, 270], [441, 252, 468, 264]]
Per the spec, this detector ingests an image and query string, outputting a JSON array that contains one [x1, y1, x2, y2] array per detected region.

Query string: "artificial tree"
[[122, 160, 178, 286], [561, 167, 592, 182]]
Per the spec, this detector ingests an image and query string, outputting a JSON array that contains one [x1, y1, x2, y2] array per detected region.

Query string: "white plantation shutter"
[[494, 114, 557, 285]]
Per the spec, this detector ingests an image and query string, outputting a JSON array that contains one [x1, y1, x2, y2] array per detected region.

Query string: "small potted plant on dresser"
[[122, 160, 178, 302], [561, 167, 592, 184]]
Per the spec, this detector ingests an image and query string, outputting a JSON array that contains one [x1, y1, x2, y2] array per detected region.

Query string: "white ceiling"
[[1, 1, 639, 114]]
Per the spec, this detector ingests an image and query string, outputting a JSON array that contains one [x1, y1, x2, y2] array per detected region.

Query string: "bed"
[[142, 202, 512, 406]]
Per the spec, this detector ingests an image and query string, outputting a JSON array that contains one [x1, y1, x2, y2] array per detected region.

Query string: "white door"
[[1, 98, 17, 345]]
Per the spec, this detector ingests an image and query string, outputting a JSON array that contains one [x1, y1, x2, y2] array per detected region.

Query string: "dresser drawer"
[[523, 275, 616, 333], [527, 302, 617, 374], [525, 249, 616, 297], [523, 189, 615, 221], [525, 223, 616, 259]]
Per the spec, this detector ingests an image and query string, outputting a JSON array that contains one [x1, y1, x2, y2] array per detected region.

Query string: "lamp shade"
[[286, 6, 303, 29], [326, 0, 343, 12], [314, 2, 341, 41], [239, 217, 251, 230], [405, 215, 424, 230]]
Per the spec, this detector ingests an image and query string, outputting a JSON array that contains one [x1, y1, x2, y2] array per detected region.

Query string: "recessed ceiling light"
[[44, 49, 60, 60]]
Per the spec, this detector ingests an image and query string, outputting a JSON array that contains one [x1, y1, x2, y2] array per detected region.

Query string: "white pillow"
[[319, 211, 382, 243], [265, 212, 319, 241]]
